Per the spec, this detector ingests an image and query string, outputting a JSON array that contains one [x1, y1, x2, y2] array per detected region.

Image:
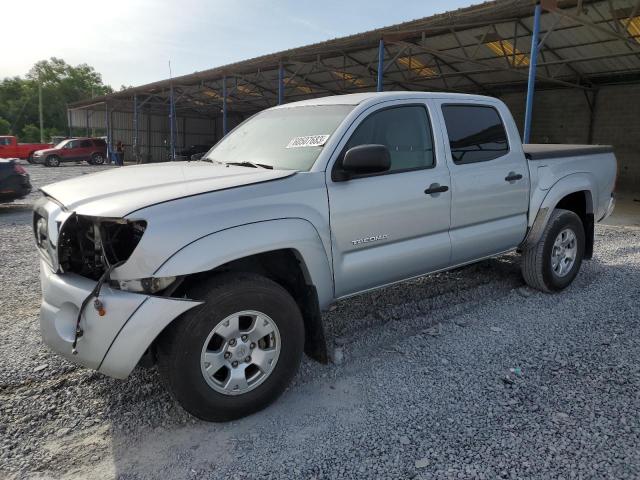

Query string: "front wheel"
[[45, 155, 60, 167], [521, 208, 585, 292], [156, 273, 305, 422]]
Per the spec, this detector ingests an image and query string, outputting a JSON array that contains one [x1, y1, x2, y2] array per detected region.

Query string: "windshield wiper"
[[225, 161, 273, 169]]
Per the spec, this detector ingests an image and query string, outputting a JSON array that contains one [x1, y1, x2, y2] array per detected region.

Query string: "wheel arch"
[[152, 219, 334, 363], [523, 174, 595, 258]]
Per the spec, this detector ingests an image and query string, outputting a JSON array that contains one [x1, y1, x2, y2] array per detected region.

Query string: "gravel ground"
[[1, 163, 639, 479]]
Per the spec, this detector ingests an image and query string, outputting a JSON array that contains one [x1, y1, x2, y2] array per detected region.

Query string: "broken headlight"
[[58, 215, 147, 280], [114, 276, 177, 294]]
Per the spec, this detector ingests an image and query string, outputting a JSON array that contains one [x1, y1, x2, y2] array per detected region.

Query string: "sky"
[[4, 0, 476, 88]]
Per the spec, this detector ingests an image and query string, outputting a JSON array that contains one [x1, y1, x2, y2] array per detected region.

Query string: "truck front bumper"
[[39, 259, 201, 379]]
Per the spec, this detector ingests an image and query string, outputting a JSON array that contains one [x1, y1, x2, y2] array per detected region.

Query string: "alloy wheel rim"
[[551, 227, 577, 277], [200, 310, 281, 396]]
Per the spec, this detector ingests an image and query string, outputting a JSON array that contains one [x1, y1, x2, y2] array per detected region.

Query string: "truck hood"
[[40, 161, 296, 217]]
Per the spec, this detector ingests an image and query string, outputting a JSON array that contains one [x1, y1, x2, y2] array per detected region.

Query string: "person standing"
[[116, 141, 125, 166]]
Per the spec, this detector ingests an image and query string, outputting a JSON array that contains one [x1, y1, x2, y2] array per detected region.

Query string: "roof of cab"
[[272, 91, 497, 109]]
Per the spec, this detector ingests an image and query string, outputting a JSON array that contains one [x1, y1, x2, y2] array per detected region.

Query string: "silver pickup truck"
[[34, 92, 616, 421]]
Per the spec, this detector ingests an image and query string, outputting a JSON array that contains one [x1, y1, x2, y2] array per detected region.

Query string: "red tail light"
[[13, 163, 27, 174]]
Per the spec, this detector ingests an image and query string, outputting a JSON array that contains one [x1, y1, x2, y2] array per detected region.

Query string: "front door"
[[61, 140, 80, 161], [327, 102, 452, 298], [435, 101, 530, 264]]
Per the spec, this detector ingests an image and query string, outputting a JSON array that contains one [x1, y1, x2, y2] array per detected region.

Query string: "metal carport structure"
[[68, 0, 640, 188]]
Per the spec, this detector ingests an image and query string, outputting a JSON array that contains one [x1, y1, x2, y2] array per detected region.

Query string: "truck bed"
[[523, 144, 613, 161]]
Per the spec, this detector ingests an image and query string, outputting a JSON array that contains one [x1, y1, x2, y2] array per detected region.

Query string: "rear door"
[[434, 101, 529, 264], [77, 139, 94, 161], [327, 101, 452, 298]]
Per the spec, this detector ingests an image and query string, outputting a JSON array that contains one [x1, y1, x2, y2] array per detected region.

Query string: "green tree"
[[0, 57, 112, 141], [21, 124, 41, 143], [0, 117, 10, 135]]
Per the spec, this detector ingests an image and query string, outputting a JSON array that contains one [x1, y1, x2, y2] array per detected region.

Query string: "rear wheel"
[[45, 155, 60, 167], [156, 272, 305, 422], [521, 209, 585, 292], [90, 153, 105, 165]]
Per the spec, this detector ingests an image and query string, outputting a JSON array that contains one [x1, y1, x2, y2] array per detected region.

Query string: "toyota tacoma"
[[33, 92, 617, 421]]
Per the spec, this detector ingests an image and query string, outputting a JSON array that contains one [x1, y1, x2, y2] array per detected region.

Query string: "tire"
[[45, 155, 60, 167], [156, 272, 305, 422], [521, 208, 585, 292], [90, 153, 105, 165]]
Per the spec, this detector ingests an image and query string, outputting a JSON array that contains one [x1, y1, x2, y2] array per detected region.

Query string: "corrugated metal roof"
[[70, 0, 640, 117]]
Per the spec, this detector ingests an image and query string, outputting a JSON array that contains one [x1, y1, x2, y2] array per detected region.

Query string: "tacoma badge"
[[351, 234, 389, 246]]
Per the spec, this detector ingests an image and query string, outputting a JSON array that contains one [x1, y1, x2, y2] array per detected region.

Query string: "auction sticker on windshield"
[[286, 135, 330, 148]]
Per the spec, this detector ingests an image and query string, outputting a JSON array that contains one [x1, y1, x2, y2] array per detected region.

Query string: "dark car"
[[178, 144, 213, 160], [32, 138, 108, 167], [0, 159, 31, 202]]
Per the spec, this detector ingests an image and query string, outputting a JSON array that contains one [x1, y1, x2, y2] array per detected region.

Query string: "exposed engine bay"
[[57, 215, 146, 280]]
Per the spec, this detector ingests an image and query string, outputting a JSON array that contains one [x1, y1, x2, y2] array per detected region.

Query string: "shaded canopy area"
[[69, 0, 640, 118], [67, 0, 640, 187]]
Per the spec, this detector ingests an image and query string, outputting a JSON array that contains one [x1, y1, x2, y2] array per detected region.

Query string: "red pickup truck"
[[0, 136, 52, 163]]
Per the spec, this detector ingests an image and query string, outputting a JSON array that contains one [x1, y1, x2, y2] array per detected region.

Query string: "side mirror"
[[334, 144, 391, 181], [190, 152, 205, 161]]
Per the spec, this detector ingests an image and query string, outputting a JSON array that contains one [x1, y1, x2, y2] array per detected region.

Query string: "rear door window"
[[80, 140, 92, 148], [441, 105, 509, 164], [344, 105, 435, 173]]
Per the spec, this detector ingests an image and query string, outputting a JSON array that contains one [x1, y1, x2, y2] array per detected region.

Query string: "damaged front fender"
[[98, 295, 202, 378]]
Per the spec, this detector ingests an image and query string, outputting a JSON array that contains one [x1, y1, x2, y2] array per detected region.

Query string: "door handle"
[[424, 183, 449, 195], [505, 172, 523, 182]]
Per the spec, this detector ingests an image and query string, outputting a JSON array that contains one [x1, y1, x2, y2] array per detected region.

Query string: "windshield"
[[54, 139, 71, 149], [204, 105, 354, 171]]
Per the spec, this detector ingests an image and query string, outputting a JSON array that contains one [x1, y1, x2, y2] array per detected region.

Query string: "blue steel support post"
[[172, 93, 177, 158], [278, 61, 284, 105], [222, 76, 228, 136], [133, 94, 138, 163], [523, 3, 542, 144], [377, 38, 384, 92], [169, 85, 175, 160], [104, 103, 110, 163]]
